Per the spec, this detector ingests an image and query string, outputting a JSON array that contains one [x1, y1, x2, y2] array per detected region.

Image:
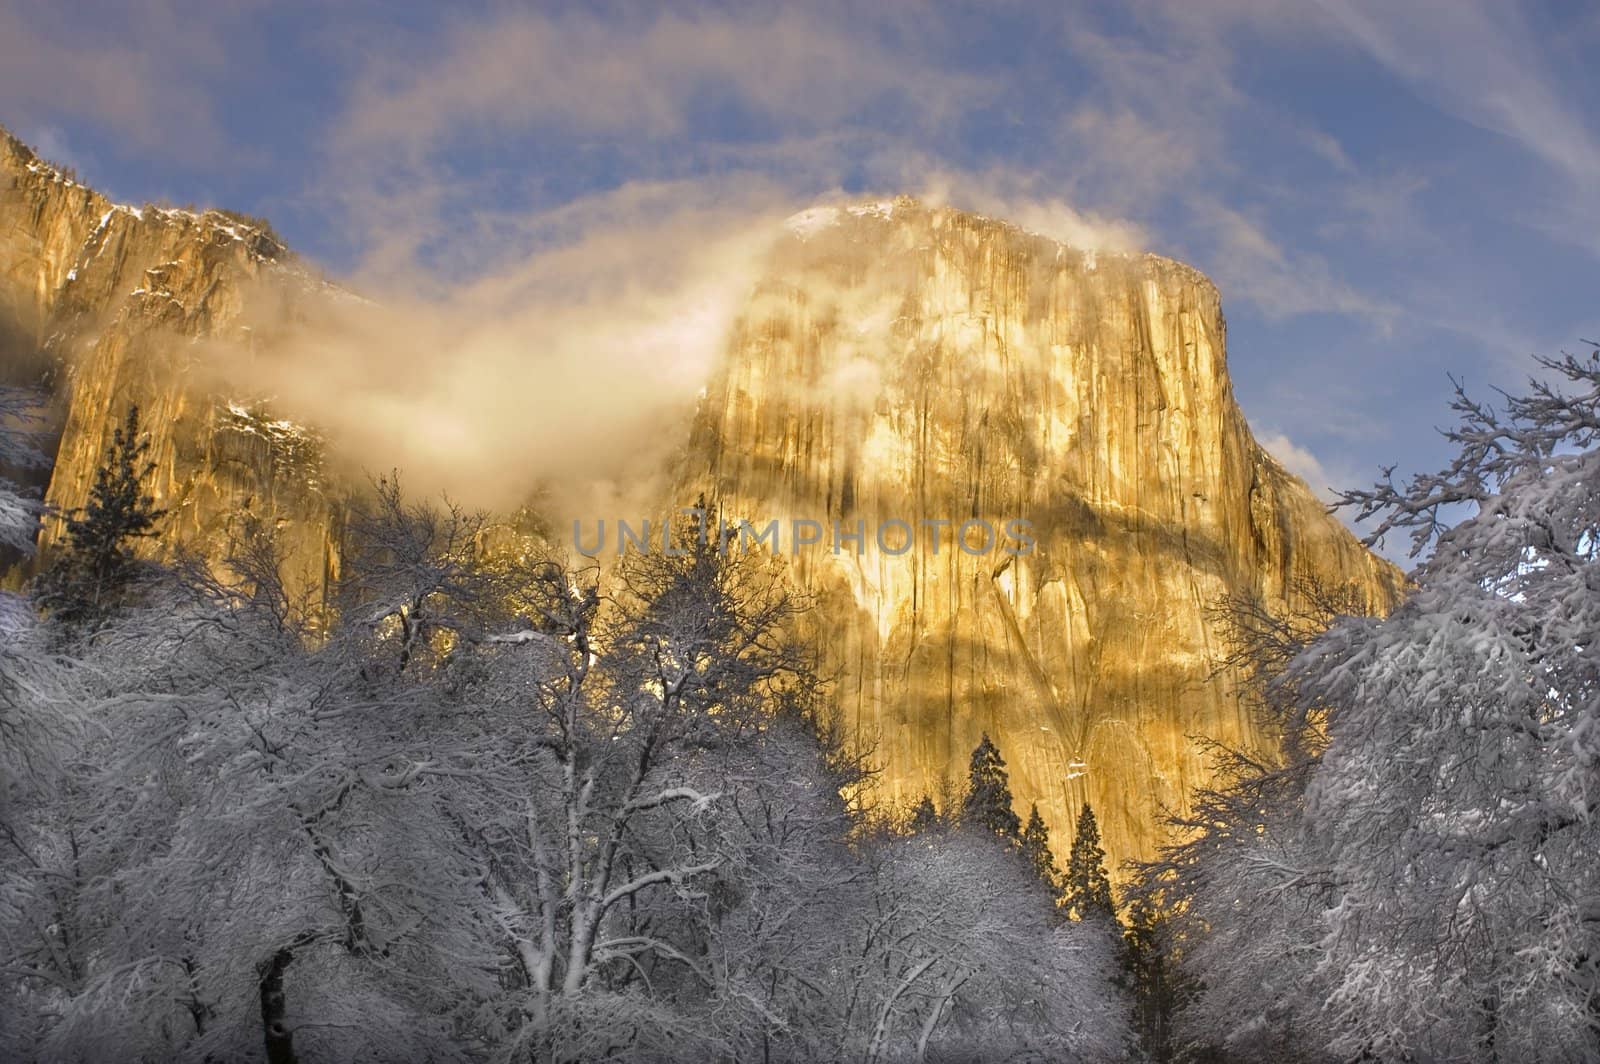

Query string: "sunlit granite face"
[[4, 125, 1400, 874], [678, 199, 1403, 874], [0, 128, 342, 606]]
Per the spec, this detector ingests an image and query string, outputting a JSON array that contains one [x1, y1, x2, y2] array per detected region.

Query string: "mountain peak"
[[688, 198, 1401, 872], [780, 193, 1214, 295]]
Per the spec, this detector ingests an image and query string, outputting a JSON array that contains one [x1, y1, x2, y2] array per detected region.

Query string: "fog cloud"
[[213, 178, 797, 522]]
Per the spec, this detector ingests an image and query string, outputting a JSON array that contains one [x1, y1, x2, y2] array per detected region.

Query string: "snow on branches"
[[1150, 347, 1600, 1062]]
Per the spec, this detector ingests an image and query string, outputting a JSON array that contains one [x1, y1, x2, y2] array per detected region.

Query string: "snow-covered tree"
[[35, 404, 165, 631], [833, 825, 1136, 1064], [1020, 803, 1061, 894], [695, 697, 875, 1063], [1159, 348, 1600, 1062], [1297, 349, 1600, 1061], [0, 480, 1147, 1061], [20, 545, 495, 1060], [961, 733, 1021, 841], [1131, 578, 1377, 1060], [1063, 804, 1114, 922], [1141, 742, 1332, 1061], [468, 525, 820, 1062], [0, 388, 84, 1058], [335, 473, 504, 672]]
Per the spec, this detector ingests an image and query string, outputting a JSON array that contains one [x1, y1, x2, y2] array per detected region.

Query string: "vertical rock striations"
[[679, 199, 1403, 873], [2, 126, 1400, 871], [0, 127, 342, 603]]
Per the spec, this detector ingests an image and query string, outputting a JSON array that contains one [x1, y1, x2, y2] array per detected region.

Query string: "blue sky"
[[3, 1, 1597, 560]]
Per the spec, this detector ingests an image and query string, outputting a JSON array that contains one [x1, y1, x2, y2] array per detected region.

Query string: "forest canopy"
[[0, 427, 1135, 1063]]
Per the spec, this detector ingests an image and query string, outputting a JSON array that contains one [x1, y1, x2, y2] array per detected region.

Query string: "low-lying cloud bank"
[[207, 175, 1146, 526], [209, 181, 791, 521]]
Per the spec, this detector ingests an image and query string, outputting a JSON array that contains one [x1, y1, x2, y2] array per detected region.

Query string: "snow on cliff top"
[[781, 196, 1217, 289], [783, 195, 1119, 252], [783, 198, 910, 240]]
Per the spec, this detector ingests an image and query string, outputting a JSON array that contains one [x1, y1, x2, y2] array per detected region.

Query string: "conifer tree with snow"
[[1063, 803, 1114, 921], [35, 405, 165, 630], [1020, 802, 1061, 891], [908, 794, 940, 832], [1120, 891, 1182, 1063], [961, 732, 1021, 841]]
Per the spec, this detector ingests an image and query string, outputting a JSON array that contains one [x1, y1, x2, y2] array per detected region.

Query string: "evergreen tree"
[[1063, 803, 1115, 920], [909, 794, 940, 832], [36, 405, 165, 629], [1020, 803, 1061, 890], [961, 733, 1021, 841], [1121, 891, 1181, 1062]]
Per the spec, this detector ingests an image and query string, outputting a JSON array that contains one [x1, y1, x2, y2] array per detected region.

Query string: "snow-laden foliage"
[[0, 476, 1139, 1062], [34, 405, 167, 631], [0, 386, 47, 555], [0, 388, 86, 1056], [1062, 804, 1114, 923], [1150, 349, 1600, 1062]]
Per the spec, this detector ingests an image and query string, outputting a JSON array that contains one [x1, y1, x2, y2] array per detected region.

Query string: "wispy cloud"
[[0, 0, 248, 169], [216, 177, 797, 518], [4, 0, 1593, 530], [1313, 0, 1600, 180], [914, 167, 1150, 253], [1197, 201, 1398, 324], [333, 7, 986, 164], [1257, 430, 1340, 501], [1311, 0, 1600, 255]]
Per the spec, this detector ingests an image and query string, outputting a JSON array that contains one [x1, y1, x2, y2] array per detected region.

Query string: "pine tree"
[[1063, 803, 1115, 921], [909, 795, 940, 832], [1121, 892, 1180, 1063], [961, 733, 1021, 841], [1020, 803, 1061, 890], [36, 405, 165, 629]]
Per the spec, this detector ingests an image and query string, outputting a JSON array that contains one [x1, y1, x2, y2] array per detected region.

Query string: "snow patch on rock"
[[785, 206, 841, 241], [846, 200, 899, 221]]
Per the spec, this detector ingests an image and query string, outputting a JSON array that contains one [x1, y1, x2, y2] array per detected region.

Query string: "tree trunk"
[[563, 907, 596, 996], [259, 946, 298, 1064], [914, 973, 968, 1062], [865, 956, 937, 1064]]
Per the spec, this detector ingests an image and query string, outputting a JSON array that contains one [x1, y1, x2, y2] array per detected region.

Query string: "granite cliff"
[[0, 127, 341, 603], [679, 199, 1403, 870], [1, 130, 1402, 873]]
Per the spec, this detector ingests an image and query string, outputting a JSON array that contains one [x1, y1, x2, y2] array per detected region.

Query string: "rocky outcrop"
[[0, 127, 342, 603], [2, 127, 1401, 874], [679, 199, 1403, 872]]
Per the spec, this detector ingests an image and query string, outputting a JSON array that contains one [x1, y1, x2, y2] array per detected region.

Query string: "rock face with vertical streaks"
[[677, 199, 1403, 872], [2, 124, 1401, 873], [0, 127, 342, 603]]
